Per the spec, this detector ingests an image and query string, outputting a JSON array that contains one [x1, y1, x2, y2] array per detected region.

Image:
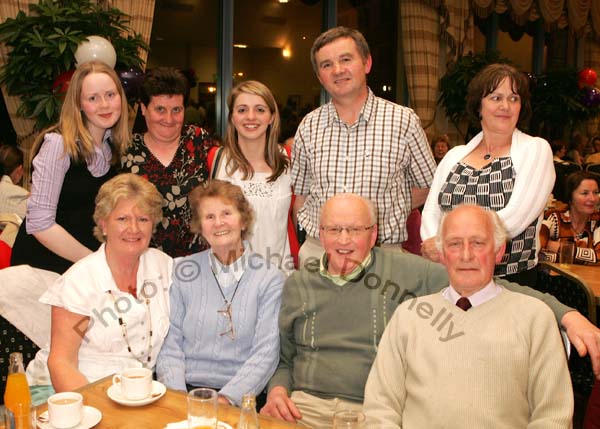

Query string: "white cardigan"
[[421, 129, 555, 249]]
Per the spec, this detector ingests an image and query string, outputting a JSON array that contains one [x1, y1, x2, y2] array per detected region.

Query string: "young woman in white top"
[[209, 81, 297, 274]]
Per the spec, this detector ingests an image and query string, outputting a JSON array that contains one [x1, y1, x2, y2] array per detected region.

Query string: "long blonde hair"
[[223, 80, 288, 182], [30, 61, 129, 165]]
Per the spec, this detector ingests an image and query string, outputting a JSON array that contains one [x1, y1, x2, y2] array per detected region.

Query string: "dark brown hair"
[[310, 26, 370, 74], [0, 145, 24, 176], [565, 171, 600, 205], [139, 67, 189, 106], [465, 63, 531, 128]]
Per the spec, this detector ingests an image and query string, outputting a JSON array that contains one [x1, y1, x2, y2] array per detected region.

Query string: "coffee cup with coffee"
[[112, 368, 152, 401], [47, 392, 83, 428]]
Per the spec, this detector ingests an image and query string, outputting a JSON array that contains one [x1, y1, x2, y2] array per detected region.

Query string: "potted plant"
[[0, 0, 148, 130]]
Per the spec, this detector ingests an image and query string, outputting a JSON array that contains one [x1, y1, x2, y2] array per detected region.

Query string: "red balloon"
[[52, 69, 75, 98], [579, 68, 598, 87]]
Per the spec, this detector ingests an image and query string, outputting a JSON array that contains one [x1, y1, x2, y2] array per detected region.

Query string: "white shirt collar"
[[442, 280, 502, 308], [209, 243, 249, 285]]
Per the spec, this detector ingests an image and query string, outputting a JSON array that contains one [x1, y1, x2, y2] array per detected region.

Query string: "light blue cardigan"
[[156, 246, 285, 405]]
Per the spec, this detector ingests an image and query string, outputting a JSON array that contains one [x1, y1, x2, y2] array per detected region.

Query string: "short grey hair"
[[435, 205, 508, 252], [319, 193, 378, 226]]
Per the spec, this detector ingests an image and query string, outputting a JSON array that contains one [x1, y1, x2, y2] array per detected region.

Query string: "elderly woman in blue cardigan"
[[156, 180, 284, 406]]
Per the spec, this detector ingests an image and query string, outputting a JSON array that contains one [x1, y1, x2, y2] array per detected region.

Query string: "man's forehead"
[[442, 210, 493, 236], [321, 198, 370, 223]]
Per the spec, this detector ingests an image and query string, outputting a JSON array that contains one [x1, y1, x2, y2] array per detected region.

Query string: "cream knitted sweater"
[[363, 288, 573, 428]]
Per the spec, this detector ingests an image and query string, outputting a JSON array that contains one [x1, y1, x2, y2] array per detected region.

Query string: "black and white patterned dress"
[[438, 157, 537, 276]]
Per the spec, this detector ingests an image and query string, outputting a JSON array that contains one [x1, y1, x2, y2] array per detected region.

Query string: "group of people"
[[4, 24, 600, 428]]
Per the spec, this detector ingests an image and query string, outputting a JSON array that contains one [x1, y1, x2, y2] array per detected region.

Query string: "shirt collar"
[[209, 242, 250, 283], [98, 243, 163, 296], [319, 250, 373, 286], [325, 87, 375, 128], [443, 280, 502, 308]]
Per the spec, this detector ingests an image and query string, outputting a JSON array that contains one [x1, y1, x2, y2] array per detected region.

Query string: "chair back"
[[587, 163, 600, 175], [537, 262, 596, 396]]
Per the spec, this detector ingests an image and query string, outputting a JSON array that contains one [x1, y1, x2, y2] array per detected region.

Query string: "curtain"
[[105, 0, 155, 67], [400, 0, 440, 134], [0, 1, 36, 152], [471, 0, 599, 37]]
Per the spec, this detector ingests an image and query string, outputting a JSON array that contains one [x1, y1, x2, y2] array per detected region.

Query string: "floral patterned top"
[[121, 125, 212, 257]]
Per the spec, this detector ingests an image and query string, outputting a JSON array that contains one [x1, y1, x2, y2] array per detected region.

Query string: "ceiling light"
[[233, 44, 247, 49], [282, 48, 291, 58], [279, 0, 289, 3]]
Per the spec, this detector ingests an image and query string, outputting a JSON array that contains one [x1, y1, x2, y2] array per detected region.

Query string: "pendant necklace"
[[483, 140, 492, 160], [107, 281, 153, 367], [210, 267, 244, 341]]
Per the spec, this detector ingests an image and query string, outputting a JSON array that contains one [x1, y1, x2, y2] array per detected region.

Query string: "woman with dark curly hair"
[[121, 67, 213, 257], [421, 63, 555, 287]]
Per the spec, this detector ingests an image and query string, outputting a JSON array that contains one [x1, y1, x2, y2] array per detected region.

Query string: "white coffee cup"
[[112, 367, 152, 400], [47, 392, 83, 429]]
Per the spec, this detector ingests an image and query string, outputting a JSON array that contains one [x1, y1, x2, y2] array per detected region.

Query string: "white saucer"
[[107, 380, 166, 406], [37, 405, 102, 429]]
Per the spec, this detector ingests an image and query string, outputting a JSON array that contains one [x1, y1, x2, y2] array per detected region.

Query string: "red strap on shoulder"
[[207, 146, 219, 173]]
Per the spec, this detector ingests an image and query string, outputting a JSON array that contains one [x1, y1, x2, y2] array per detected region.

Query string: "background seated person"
[[540, 171, 600, 264], [261, 193, 592, 428], [363, 205, 572, 428], [0, 144, 28, 220], [585, 135, 600, 165], [156, 180, 284, 407], [26, 174, 172, 393]]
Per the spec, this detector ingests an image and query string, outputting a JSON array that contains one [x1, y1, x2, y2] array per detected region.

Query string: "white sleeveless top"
[[214, 151, 293, 275]]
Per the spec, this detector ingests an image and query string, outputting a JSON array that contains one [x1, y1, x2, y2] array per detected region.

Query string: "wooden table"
[[543, 262, 600, 305], [35, 377, 302, 429]]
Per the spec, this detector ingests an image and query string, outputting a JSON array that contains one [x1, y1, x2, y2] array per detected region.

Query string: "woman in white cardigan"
[[420, 64, 554, 287]]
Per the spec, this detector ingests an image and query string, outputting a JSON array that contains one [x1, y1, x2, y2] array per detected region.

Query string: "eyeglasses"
[[320, 224, 375, 237], [217, 303, 235, 340]]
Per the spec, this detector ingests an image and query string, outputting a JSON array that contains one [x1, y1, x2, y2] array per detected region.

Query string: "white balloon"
[[74, 35, 117, 68]]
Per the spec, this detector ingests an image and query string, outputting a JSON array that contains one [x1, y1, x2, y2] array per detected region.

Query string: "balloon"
[[581, 86, 600, 108], [52, 69, 75, 98], [578, 68, 598, 87], [116, 66, 144, 104], [74, 36, 116, 68]]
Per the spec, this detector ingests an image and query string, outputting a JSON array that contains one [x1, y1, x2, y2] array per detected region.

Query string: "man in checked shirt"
[[291, 26, 436, 264]]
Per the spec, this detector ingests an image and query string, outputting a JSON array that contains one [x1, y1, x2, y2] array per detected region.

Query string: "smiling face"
[[99, 198, 153, 259], [319, 195, 378, 276], [230, 92, 273, 144], [433, 140, 449, 160], [314, 37, 371, 102], [480, 77, 521, 137], [80, 72, 122, 137], [440, 206, 505, 296], [141, 94, 185, 145], [198, 196, 246, 263], [571, 179, 600, 217]]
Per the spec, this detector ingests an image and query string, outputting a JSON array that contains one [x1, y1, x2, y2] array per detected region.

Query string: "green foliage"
[[438, 51, 511, 133], [0, 0, 148, 130], [530, 69, 600, 138]]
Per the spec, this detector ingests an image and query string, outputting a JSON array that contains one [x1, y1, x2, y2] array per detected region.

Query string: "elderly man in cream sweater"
[[363, 204, 573, 428]]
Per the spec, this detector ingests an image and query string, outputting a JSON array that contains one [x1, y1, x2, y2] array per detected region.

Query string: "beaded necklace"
[[107, 281, 153, 367]]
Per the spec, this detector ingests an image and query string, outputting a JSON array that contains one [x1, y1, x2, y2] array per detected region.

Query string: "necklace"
[[210, 267, 244, 341], [483, 153, 492, 160], [107, 282, 153, 367]]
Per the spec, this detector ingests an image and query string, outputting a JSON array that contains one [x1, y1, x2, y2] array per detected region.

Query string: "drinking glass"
[[187, 388, 218, 429], [3, 404, 36, 429], [559, 241, 575, 265], [333, 409, 365, 429]]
